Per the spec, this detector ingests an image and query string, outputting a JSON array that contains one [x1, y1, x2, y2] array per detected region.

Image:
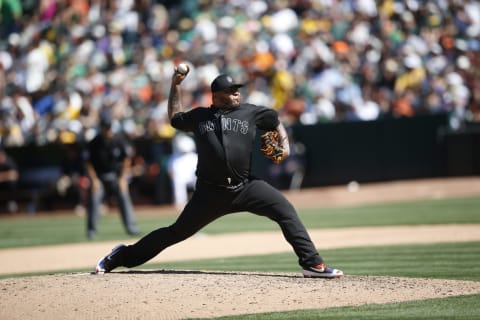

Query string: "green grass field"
[[193, 294, 480, 320], [1, 196, 480, 249], [0, 195, 479, 319]]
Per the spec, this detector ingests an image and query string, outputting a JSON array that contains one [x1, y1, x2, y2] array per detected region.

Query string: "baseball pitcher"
[[95, 64, 343, 278]]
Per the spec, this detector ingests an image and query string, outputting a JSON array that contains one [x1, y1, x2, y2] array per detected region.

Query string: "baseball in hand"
[[177, 63, 189, 75]]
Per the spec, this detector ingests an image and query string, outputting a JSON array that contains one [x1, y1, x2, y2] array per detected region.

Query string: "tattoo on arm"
[[168, 84, 182, 121]]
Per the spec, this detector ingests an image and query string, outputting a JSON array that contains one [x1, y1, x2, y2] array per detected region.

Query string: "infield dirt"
[[1, 177, 480, 320]]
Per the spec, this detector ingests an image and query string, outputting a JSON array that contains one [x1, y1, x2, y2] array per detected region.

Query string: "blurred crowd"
[[1, 0, 480, 148]]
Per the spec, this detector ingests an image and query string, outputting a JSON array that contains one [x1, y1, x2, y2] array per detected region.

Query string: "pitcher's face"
[[213, 86, 241, 108]]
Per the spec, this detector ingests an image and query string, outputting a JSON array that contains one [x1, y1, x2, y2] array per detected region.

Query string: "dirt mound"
[[2, 272, 480, 320]]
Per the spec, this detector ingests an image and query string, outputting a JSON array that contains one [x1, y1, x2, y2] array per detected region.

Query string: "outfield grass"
[[1, 196, 479, 248], [194, 294, 480, 320]]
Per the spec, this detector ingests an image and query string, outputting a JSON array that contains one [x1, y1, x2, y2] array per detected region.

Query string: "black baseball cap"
[[210, 74, 244, 93]]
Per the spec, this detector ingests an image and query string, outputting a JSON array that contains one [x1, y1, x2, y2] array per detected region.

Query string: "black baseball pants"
[[118, 179, 323, 269]]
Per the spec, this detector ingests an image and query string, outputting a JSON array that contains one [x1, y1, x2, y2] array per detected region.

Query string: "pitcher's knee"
[[168, 224, 196, 243]]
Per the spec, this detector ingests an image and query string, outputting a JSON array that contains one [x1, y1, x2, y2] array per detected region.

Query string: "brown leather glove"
[[260, 131, 286, 164]]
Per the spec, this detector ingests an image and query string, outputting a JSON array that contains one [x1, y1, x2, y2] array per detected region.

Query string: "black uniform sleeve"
[[171, 111, 195, 131], [255, 107, 280, 131]]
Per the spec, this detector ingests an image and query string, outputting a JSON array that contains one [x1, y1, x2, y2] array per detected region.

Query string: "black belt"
[[198, 178, 248, 191]]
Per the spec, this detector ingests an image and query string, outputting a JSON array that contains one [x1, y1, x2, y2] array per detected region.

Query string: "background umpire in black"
[[83, 111, 139, 239]]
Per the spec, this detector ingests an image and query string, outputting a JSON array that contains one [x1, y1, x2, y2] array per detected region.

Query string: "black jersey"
[[84, 133, 133, 177], [171, 103, 279, 186]]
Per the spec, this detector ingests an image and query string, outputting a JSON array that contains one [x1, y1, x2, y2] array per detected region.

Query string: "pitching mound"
[[1, 271, 480, 319]]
